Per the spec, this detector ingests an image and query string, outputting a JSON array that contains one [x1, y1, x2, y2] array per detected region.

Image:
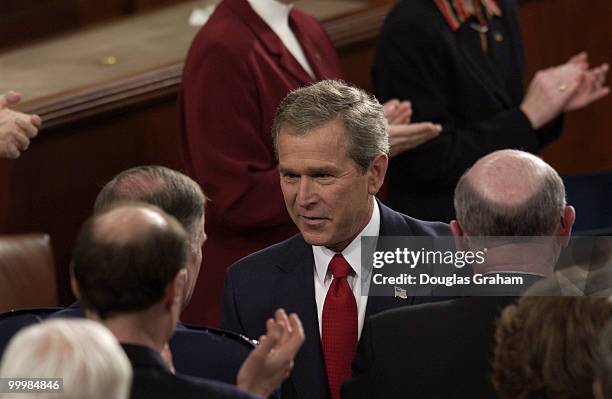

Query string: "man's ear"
[[556, 206, 575, 246], [450, 220, 468, 251], [69, 267, 80, 299], [367, 153, 389, 195], [164, 269, 188, 310]]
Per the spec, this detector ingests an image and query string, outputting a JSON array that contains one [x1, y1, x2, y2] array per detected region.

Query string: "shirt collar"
[[313, 198, 381, 282], [433, 0, 502, 31], [247, 0, 293, 33]]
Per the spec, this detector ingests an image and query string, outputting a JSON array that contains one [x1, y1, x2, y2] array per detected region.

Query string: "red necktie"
[[322, 254, 358, 399]]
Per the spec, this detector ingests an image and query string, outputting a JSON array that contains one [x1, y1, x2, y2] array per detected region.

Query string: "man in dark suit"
[[179, 0, 441, 326], [341, 149, 576, 399], [72, 203, 304, 399], [50, 166, 255, 385], [221, 80, 449, 399], [374, 0, 609, 222]]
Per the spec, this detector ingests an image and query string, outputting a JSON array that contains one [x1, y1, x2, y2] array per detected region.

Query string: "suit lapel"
[[274, 236, 328, 399], [364, 201, 414, 319], [227, 0, 315, 85], [290, 12, 327, 81]]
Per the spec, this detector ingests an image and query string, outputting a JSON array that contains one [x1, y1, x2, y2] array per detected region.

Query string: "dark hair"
[[94, 166, 205, 236], [271, 80, 388, 173], [72, 205, 188, 319], [493, 296, 612, 399]]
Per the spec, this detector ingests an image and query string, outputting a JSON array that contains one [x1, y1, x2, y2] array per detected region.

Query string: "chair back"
[[0, 234, 59, 313]]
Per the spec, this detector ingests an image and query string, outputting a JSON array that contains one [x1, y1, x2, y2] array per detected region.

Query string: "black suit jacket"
[[374, 0, 561, 222], [123, 343, 255, 399], [221, 202, 450, 399], [341, 272, 544, 399], [49, 302, 253, 385], [341, 296, 517, 399]]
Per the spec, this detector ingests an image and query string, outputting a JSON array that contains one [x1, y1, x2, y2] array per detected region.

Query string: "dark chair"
[[0, 307, 62, 359], [563, 172, 612, 235]]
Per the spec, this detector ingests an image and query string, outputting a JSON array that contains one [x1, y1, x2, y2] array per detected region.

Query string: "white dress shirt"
[[246, 0, 315, 78], [313, 198, 381, 340]]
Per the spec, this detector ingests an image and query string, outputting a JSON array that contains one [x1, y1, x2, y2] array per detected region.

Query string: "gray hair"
[[0, 319, 132, 399], [454, 159, 566, 236], [272, 80, 389, 173], [94, 166, 205, 238]]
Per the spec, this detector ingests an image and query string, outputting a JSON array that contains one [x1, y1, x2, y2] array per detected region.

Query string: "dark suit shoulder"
[[229, 233, 307, 272], [125, 343, 255, 399], [378, 202, 450, 236], [369, 296, 515, 339], [131, 369, 254, 399]]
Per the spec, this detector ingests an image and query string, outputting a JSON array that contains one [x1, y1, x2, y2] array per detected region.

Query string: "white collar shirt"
[[312, 198, 381, 340]]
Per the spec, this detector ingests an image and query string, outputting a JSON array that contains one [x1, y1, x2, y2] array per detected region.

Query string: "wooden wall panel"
[[0, 97, 185, 303], [0, 0, 192, 51], [0, 0, 81, 51], [518, 0, 612, 175]]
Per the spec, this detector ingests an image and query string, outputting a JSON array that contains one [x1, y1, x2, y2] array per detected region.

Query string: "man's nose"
[[296, 177, 317, 207]]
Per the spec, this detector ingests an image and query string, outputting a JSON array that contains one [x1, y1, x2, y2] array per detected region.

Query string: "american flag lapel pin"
[[394, 286, 407, 299]]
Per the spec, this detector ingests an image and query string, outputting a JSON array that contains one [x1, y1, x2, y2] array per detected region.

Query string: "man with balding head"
[[342, 149, 574, 399], [72, 204, 304, 399], [51, 166, 251, 384], [93, 165, 207, 307]]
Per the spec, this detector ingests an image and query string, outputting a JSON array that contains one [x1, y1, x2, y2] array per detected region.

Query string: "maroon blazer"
[[178, 0, 342, 326]]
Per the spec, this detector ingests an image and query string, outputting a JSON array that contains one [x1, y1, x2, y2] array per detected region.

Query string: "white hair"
[[0, 319, 132, 399]]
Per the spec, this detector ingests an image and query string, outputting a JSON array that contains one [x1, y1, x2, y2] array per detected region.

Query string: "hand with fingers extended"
[[520, 61, 584, 130], [383, 99, 412, 125], [388, 122, 442, 157], [383, 99, 441, 156], [564, 52, 609, 112], [521, 52, 610, 130], [237, 309, 305, 398], [0, 91, 42, 160]]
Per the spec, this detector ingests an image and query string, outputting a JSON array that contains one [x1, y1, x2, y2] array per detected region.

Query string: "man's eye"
[[283, 174, 298, 181]]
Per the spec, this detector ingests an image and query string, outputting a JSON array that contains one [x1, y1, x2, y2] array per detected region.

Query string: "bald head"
[[94, 204, 181, 246], [72, 204, 188, 319], [454, 150, 566, 236], [465, 150, 554, 206]]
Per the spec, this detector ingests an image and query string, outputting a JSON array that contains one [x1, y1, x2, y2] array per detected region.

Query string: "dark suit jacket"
[[341, 296, 517, 399], [49, 302, 253, 385], [373, 0, 561, 222], [341, 273, 544, 399], [123, 343, 255, 399], [221, 202, 450, 399], [178, 0, 343, 326]]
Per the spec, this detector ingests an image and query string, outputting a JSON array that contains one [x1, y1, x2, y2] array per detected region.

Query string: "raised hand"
[[237, 309, 305, 398]]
